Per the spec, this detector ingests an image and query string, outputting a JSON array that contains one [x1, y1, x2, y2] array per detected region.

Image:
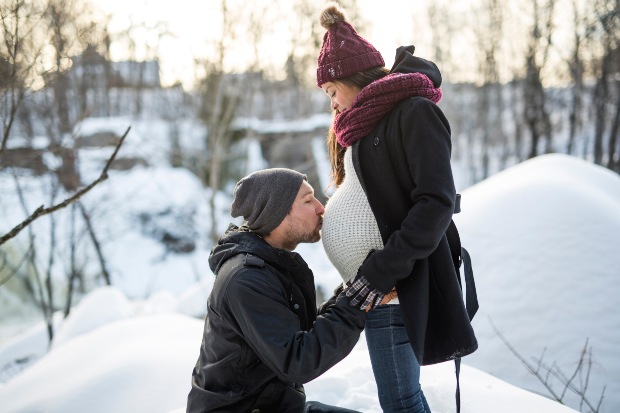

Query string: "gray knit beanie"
[[231, 168, 307, 236]]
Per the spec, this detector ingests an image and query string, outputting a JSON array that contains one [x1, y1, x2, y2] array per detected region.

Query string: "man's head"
[[231, 168, 324, 250]]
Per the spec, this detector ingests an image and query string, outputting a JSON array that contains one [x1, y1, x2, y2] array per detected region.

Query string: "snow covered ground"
[[1, 117, 617, 412], [0, 291, 579, 413], [454, 154, 620, 411]]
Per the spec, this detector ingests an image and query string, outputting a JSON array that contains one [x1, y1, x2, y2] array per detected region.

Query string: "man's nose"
[[315, 200, 325, 215]]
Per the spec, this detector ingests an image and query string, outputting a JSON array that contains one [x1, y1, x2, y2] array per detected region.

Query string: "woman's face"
[[321, 81, 361, 115]]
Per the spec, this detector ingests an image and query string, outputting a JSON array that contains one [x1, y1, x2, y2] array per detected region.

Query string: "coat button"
[[293, 303, 300, 310], [373, 136, 380, 146]]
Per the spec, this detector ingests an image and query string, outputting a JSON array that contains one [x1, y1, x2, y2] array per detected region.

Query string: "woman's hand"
[[378, 288, 398, 307], [345, 274, 385, 311], [346, 276, 398, 312], [363, 288, 397, 313]]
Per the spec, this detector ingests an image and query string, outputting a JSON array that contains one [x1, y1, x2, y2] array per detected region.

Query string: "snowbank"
[[455, 154, 620, 410]]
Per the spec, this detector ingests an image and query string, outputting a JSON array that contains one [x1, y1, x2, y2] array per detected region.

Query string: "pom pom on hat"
[[231, 168, 307, 236], [316, 2, 384, 87], [320, 3, 346, 29]]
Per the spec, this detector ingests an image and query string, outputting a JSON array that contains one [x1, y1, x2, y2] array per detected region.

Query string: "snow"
[[0, 287, 578, 413], [1, 311, 202, 413], [2, 123, 618, 412], [454, 153, 620, 411], [85, 165, 215, 297], [233, 113, 332, 134]]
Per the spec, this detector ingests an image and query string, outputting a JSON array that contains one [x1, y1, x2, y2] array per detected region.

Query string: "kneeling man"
[[187, 168, 367, 413]]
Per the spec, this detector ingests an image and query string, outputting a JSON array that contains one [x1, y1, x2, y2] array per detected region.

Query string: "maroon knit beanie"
[[316, 3, 385, 87]]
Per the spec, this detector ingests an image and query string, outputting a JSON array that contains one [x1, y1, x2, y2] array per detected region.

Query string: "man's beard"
[[280, 216, 322, 250]]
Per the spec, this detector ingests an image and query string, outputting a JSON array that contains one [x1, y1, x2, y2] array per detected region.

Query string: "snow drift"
[[455, 153, 620, 411]]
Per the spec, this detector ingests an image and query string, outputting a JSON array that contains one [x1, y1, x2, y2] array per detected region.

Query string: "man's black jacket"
[[187, 226, 366, 413]]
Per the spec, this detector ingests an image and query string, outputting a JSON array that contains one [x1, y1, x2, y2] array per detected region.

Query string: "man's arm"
[[317, 283, 344, 315], [225, 269, 366, 384]]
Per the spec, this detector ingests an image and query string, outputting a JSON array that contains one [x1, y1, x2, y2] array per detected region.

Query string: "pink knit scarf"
[[334, 72, 442, 148]]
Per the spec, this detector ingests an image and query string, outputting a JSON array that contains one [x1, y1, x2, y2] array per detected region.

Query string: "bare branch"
[[559, 340, 588, 401], [490, 318, 605, 412], [0, 126, 130, 246], [489, 319, 563, 401], [78, 201, 111, 285], [0, 242, 33, 287]]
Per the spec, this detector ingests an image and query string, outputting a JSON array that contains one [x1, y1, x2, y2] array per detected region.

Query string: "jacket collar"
[[209, 224, 303, 275]]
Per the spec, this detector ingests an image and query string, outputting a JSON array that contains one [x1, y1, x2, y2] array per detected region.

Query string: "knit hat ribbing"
[[231, 168, 307, 236], [316, 2, 385, 87]]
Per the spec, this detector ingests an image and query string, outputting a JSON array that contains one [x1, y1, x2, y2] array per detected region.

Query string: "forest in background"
[[3, 0, 619, 178], [1, 0, 619, 343]]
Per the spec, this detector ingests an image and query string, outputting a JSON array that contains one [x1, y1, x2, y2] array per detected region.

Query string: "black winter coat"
[[354, 46, 477, 365], [186, 226, 366, 413]]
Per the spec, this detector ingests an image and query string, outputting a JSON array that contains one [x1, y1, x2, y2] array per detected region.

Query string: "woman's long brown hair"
[[326, 67, 390, 188]]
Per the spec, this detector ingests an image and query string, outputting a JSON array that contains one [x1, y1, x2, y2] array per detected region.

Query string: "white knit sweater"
[[322, 147, 384, 284]]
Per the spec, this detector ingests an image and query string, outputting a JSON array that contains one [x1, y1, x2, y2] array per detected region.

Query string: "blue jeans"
[[365, 304, 431, 413]]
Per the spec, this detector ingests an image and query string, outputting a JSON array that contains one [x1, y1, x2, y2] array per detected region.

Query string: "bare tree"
[[287, 0, 324, 111], [0, 0, 45, 163], [1, 0, 132, 345], [1, 0, 128, 248], [427, 1, 456, 78], [0, 0, 51, 337], [523, 0, 556, 159], [2, 128, 128, 342], [427, 1, 485, 184], [564, 0, 589, 156], [202, 0, 240, 243], [589, 0, 620, 170], [473, 0, 505, 179], [1, 0, 132, 268], [194, 0, 275, 242], [42, 0, 102, 135]]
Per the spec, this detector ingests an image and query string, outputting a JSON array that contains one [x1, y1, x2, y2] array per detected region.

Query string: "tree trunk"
[[607, 81, 620, 171]]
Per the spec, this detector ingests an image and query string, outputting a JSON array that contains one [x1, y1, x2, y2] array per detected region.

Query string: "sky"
[[1, 115, 619, 412]]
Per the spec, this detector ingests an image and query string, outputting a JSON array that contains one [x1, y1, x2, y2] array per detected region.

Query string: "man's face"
[[279, 181, 325, 250]]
